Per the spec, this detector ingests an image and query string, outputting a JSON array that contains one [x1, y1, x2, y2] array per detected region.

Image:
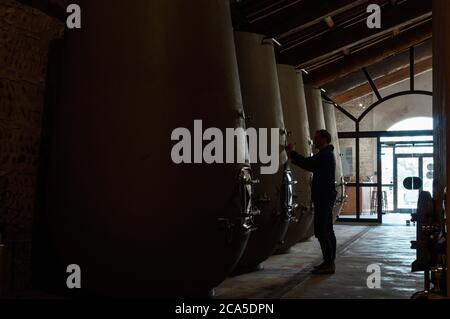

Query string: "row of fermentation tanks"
[[5, 0, 346, 297]]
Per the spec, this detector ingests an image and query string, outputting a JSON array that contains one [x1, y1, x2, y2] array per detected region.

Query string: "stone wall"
[[0, 0, 64, 295]]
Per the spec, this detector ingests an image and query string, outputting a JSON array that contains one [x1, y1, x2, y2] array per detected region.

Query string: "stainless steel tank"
[[323, 103, 345, 220], [42, 0, 255, 297], [276, 65, 314, 252], [301, 85, 327, 239], [232, 32, 294, 273], [304, 86, 327, 139]]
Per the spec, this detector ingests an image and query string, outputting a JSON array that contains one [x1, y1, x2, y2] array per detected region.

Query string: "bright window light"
[[388, 117, 433, 131]]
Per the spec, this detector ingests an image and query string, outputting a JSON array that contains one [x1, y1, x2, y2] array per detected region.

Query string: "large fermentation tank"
[[276, 65, 313, 252], [41, 0, 255, 297], [232, 32, 295, 273], [304, 86, 327, 140], [323, 103, 345, 220], [300, 86, 327, 239]]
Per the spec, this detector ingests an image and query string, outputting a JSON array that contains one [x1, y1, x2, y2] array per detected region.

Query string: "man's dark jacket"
[[290, 145, 337, 205]]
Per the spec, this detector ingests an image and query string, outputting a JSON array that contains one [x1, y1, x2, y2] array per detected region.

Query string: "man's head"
[[313, 130, 332, 150]]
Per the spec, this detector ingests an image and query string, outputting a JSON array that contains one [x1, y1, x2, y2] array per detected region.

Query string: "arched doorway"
[[332, 108, 434, 223], [321, 51, 433, 223]]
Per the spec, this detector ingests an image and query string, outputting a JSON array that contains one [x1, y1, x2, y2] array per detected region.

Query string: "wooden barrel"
[[40, 0, 254, 297], [232, 32, 294, 273], [276, 65, 314, 252]]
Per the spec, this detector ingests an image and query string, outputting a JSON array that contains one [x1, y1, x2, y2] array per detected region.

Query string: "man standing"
[[287, 130, 337, 274]]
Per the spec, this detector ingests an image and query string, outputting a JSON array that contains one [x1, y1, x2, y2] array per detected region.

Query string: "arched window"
[[324, 46, 433, 223]]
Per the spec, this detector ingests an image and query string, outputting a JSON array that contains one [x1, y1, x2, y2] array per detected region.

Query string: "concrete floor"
[[215, 223, 423, 299]]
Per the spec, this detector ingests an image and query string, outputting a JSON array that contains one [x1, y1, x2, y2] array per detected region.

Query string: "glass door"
[[394, 154, 433, 213], [422, 157, 434, 194], [338, 134, 434, 223], [395, 156, 420, 213], [338, 137, 381, 222], [381, 144, 395, 214]]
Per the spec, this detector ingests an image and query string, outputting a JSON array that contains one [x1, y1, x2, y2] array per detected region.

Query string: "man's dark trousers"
[[314, 199, 336, 265]]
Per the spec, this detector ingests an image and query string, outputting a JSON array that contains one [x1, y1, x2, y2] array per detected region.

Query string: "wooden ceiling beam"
[[233, 0, 368, 37], [332, 57, 433, 104], [323, 38, 432, 96], [304, 20, 432, 87], [276, 0, 432, 69]]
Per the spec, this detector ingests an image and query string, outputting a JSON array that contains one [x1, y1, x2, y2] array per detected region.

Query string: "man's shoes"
[[313, 262, 327, 270], [311, 263, 335, 275]]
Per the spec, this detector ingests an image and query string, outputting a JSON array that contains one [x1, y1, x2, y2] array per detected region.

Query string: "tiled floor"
[[215, 223, 423, 299]]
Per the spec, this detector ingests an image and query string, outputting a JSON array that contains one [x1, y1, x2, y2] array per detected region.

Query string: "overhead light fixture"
[[272, 38, 282, 47], [320, 88, 327, 93], [301, 69, 309, 75], [262, 37, 282, 47], [324, 16, 335, 29]]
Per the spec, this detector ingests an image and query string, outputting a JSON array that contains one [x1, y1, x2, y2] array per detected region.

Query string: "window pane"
[[381, 136, 433, 143], [396, 157, 420, 210], [381, 145, 394, 185], [359, 95, 432, 131], [422, 157, 434, 194], [335, 108, 355, 132], [382, 186, 394, 212], [360, 186, 379, 219], [340, 186, 357, 219], [359, 138, 377, 183], [395, 145, 433, 155], [339, 139, 356, 183], [340, 186, 380, 220], [341, 95, 375, 120]]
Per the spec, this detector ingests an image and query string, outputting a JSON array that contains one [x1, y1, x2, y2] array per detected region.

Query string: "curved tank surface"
[[41, 0, 255, 297], [301, 85, 327, 240], [232, 32, 293, 274], [323, 103, 345, 220], [304, 86, 327, 140], [276, 65, 314, 253]]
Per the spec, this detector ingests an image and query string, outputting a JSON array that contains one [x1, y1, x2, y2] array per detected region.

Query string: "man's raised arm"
[[289, 150, 317, 172]]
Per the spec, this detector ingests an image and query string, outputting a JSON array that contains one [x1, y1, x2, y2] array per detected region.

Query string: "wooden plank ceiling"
[[231, 0, 433, 103]]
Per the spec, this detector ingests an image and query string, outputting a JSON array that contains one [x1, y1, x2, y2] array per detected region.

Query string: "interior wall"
[[0, 0, 64, 295]]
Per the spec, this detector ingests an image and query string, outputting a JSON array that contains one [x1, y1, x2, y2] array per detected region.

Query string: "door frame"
[[337, 130, 434, 224], [393, 153, 433, 213]]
